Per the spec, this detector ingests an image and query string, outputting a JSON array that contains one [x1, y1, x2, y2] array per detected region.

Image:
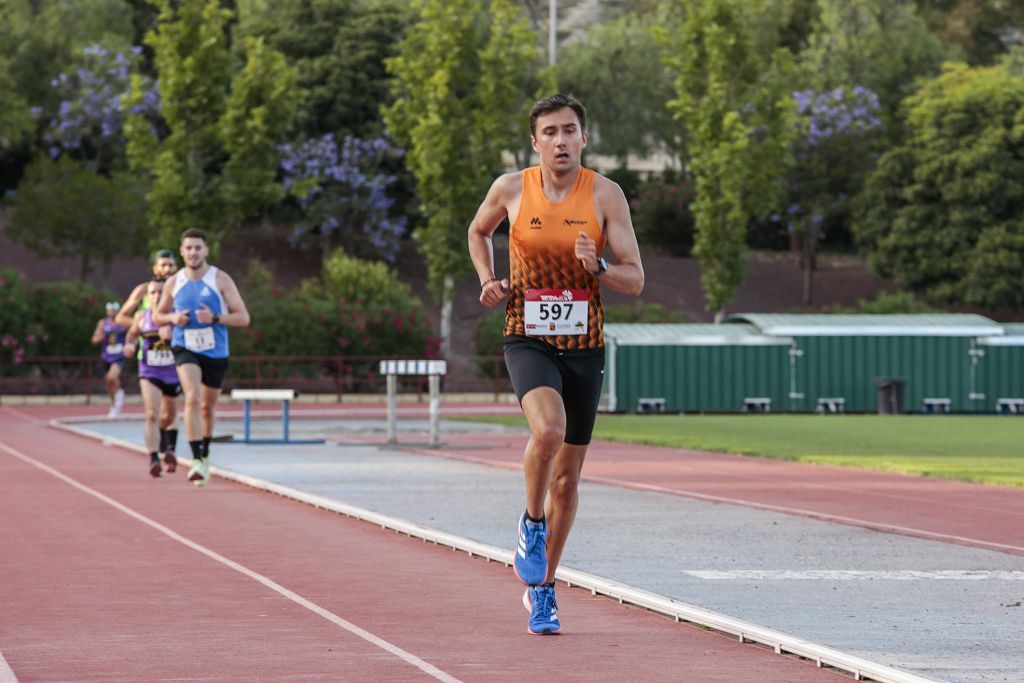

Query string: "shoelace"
[[525, 525, 549, 562], [536, 587, 557, 620]]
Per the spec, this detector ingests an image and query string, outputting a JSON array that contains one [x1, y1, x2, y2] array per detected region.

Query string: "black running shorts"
[[502, 334, 605, 446], [141, 376, 182, 398], [171, 347, 229, 389]]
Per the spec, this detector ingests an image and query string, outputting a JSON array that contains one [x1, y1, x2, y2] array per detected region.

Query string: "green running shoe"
[[188, 457, 210, 487]]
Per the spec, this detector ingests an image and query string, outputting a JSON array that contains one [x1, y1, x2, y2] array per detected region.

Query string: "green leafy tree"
[[799, 0, 947, 134], [853, 62, 1024, 310], [915, 0, 1024, 66], [657, 0, 796, 320], [384, 0, 545, 354], [9, 156, 148, 280], [122, 0, 296, 252], [557, 12, 682, 164], [239, 0, 411, 140]]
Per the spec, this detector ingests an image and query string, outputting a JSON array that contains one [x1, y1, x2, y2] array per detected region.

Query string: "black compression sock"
[[201, 436, 211, 458], [189, 440, 203, 459], [167, 429, 178, 452], [159, 429, 168, 453], [149, 451, 159, 463]]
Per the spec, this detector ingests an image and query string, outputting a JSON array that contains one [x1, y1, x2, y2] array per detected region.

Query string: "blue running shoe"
[[513, 512, 548, 586], [524, 585, 561, 635]]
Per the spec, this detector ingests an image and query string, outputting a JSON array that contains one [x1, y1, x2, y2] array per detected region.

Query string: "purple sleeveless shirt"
[[138, 309, 179, 384], [100, 318, 126, 364]]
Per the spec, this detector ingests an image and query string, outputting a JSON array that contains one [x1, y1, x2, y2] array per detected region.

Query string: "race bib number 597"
[[524, 289, 589, 336]]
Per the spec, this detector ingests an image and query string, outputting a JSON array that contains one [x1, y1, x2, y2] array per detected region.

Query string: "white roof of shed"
[[604, 323, 792, 346], [725, 313, 1003, 337]]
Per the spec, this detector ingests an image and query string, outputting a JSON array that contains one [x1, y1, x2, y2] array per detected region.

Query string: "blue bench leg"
[[283, 400, 290, 442], [243, 400, 252, 443]]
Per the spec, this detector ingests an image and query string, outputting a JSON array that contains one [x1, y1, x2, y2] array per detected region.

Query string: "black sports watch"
[[212, 314, 220, 324], [594, 257, 608, 277]]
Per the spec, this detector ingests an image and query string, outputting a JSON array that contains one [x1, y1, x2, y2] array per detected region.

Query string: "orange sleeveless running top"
[[504, 165, 605, 350]]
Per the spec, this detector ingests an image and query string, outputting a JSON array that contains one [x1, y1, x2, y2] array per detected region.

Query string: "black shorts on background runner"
[[502, 334, 605, 445]]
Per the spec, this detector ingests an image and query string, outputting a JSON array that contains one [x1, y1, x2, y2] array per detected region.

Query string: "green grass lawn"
[[456, 414, 1024, 487]]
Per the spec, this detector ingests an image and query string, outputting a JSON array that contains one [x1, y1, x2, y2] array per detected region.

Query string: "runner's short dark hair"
[[530, 94, 587, 136], [151, 248, 175, 264], [180, 227, 207, 244]]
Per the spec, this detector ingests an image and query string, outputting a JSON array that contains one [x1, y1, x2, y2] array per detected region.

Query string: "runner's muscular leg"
[[158, 394, 177, 431], [200, 384, 221, 438], [519, 386, 567, 519], [139, 380, 163, 454], [543, 442, 587, 583], [176, 363, 203, 442]]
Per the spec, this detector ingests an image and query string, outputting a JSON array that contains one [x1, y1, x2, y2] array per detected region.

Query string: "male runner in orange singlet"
[[467, 93, 644, 635]]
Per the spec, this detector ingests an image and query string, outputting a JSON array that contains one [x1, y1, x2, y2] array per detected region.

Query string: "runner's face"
[[152, 257, 177, 278], [531, 107, 587, 173], [147, 282, 163, 303], [180, 238, 208, 269]]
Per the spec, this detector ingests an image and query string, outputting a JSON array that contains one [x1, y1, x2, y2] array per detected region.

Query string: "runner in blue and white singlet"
[[153, 227, 250, 488], [170, 266, 230, 359]]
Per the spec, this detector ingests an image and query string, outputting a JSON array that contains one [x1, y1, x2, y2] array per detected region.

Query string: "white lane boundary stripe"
[[45, 418, 939, 683], [0, 649, 18, 683], [684, 570, 1024, 581], [0, 441, 460, 683]]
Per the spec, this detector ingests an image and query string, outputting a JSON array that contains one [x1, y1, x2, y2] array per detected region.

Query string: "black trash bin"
[[875, 378, 906, 415]]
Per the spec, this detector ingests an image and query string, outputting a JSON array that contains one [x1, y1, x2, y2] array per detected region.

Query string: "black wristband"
[[480, 277, 498, 291], [212, 314, 220, 324]]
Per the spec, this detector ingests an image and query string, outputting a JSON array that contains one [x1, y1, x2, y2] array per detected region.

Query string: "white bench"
[[743, 397, 771, 413], [816, 397, 845, 414], [996, 398, 1024, 415], [636, 397, 667, 414], [922, 398, 951, 414], [379, 360, 448, 447], [229, 389, 322, 444]]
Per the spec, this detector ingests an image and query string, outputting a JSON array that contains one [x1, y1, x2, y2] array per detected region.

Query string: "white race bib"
[[105, 343, 124, 356], [524, 289, 589, 336], [146, 349, 175, 366], [183, 327, 215, 352]]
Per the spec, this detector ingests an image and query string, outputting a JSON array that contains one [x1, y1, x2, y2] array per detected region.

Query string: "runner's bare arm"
[[216, 271, 251, 327], [152, 276, 187, 327], [589, 175, 644, 296], [114, 283, 146, 328], [90, 319, 105, 345], [123, 313, 142, 355], [468, 173, 519, 307]]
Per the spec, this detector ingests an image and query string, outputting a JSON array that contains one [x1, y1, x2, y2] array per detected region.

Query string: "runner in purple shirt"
[[90, 302, 126, 418], [124, 279, 181, 477]]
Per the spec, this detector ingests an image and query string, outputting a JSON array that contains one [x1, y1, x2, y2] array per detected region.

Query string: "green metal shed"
[[600, 323, 793, 413], [725, 313, 1005, 413], [975, 323, 1024, 414]]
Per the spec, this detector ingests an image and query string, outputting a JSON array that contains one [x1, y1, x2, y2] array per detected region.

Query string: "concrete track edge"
[[48, 417, 939, 683]]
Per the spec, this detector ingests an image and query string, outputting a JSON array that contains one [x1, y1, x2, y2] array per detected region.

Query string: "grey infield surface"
[[79, 417, 1024, 683]]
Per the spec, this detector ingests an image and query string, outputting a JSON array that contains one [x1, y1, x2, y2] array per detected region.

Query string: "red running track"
[[0, 406, 844, 682]]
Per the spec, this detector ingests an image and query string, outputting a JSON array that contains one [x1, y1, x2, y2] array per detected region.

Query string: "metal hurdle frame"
[[379, 360, 447, 448]]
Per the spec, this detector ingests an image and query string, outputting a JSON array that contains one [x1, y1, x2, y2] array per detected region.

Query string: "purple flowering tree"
[[279, 134, 407, 262], [37, 44, 160, 173], [783, 86, 882, 305]]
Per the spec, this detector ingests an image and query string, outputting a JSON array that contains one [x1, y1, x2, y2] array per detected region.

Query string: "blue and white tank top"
[[170, 267, 229, 358]]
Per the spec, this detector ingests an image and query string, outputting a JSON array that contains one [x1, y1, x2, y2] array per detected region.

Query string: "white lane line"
[[0, 649, 18, 683], [684, 570, 1024, 581], [0, 441, 461, 683]]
